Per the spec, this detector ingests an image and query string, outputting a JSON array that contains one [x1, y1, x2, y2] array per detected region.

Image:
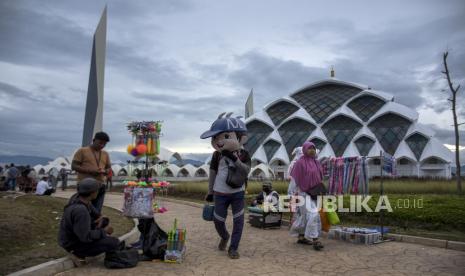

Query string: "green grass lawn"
[[0, 193, 134, 275]]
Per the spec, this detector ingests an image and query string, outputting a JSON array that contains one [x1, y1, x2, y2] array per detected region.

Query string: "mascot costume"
[[200, 112, 251, 259]]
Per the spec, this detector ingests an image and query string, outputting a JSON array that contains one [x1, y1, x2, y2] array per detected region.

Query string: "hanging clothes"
[[327, 156, 369, 195]]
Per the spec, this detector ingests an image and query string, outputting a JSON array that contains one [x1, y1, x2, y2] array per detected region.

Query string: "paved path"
[[54, 191, 465, 276]]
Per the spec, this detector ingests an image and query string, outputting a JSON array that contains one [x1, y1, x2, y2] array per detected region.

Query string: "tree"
[[442, 51, 462, 193]]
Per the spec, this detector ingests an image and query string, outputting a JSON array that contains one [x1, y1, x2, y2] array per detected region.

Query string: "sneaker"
[[228, 248, 240, 259], [218, 238, 228, 251], [130, 240, 142, 249]]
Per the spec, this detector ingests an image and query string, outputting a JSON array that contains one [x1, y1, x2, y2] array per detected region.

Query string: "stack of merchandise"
[[165, 219, 187, 263], [328, 227, 381, 245]]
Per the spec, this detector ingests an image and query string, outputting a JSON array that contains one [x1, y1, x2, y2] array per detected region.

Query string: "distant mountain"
[[108, 151, 132, 165], [0, 155, 53, 166], [171, 158, 204, 167], [181, 153, 211, 163]]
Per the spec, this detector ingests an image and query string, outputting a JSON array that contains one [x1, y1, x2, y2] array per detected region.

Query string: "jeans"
[[91, 185, 106, 214], [213, 191, 245, 251], [69, 236, 120, 258], [7, 178, 16, 191]]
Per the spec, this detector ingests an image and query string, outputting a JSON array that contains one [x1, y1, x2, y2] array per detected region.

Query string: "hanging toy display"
[[126, 121, 162, 158], [123, 121, 165, 218]]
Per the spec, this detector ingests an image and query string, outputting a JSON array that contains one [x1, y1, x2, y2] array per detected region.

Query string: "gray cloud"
[[0, 81, 36, 101], [0, 1, 91, 67], [426, 124, 465, 145], [227, 51, 326, 108]]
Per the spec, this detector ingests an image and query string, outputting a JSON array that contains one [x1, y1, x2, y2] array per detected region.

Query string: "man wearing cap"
[[58, 178, 119, 264], [72, 132, 111, 213], [251, 182, 280, 210]]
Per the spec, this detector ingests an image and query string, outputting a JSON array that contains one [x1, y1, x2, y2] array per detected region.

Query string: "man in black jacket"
[[58, 178, 120, 264]]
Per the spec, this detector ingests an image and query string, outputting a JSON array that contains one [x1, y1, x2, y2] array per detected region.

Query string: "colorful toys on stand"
[[164, 218, 187, 263]]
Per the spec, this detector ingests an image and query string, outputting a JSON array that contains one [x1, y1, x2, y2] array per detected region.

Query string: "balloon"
[[136, 144, 147, 154], [130, 148, 138, 156], [127, 145, 134, 154]]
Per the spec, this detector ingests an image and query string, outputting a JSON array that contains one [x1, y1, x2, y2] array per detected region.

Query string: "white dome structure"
[[177, 164, 197, 177], [244, 79, 453, 179], [195, 165, 210, 177], [249, 163, 275, 179]]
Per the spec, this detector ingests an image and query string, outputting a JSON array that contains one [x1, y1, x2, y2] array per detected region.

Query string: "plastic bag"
[[104, 249, 139, 269], [319, 209, 331, 232]]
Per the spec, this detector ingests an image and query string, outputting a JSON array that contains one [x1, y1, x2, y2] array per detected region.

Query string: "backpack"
[[225, 158, 248, 188], [104, 249, 139, 269]]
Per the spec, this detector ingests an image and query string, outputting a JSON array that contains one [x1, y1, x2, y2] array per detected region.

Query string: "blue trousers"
[[213, 191, 245, 250], [91, 185, 106, 214]]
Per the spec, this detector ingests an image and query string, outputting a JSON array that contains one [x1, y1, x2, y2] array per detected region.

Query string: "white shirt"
[[36, 180, 51, 195]]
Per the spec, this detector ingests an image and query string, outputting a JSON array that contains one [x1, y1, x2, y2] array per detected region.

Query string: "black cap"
[[94, 131, 110, 142], [77, 178, 100, 194]]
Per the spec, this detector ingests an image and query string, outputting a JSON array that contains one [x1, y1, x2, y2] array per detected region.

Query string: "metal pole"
[[379, 150, 384, 240], [145, 154, 149, 182]]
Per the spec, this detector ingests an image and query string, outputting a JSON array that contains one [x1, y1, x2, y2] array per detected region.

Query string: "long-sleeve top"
[[58, 194, 104, 250], [35, 180, 51, 195]]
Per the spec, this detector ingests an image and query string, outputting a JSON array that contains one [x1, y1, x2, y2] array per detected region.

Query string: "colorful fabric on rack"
[[327, 156, 369, 195]]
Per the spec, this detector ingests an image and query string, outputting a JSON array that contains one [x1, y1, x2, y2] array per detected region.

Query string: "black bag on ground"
[[139, 218, 168, 259], [104, 249, 139, 269]]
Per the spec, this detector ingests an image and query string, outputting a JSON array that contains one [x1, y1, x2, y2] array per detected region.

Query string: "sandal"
[[312, 240, 324, 251], [297, 238, 313, 245], [68, 253, 87, 267]]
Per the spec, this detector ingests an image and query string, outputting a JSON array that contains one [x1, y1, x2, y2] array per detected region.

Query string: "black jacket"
[[58, 193, 105, 250]]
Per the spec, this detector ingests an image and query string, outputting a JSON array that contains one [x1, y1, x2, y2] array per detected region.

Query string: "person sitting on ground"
[[58, 178, 120, 265], [36, 176, 55, 196], [251, 182, 279, 211]]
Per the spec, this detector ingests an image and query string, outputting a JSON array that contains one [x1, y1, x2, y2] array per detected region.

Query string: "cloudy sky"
[[0, 0, 464, 161]]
